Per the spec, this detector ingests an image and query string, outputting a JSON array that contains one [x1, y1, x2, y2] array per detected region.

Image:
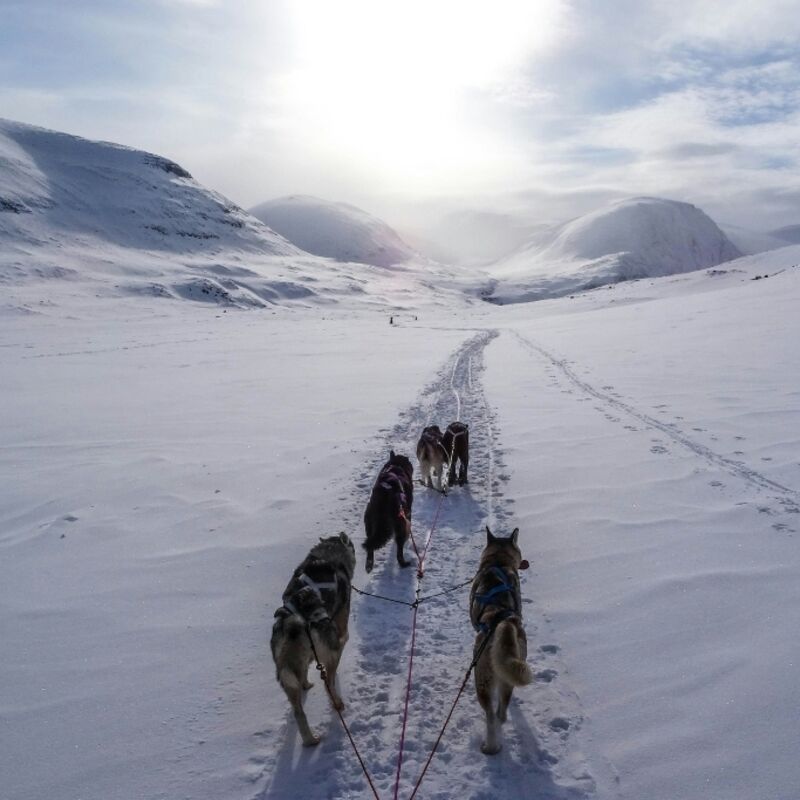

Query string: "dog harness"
[[278, 563, 350, 625], [470, 565, 522, 634], [377, 467, 411, 517]]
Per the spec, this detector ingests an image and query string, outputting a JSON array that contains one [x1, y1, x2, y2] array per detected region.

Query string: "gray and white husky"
[[270, 532, 356, 746], [470, 526, 532, 754], [416, 424, 450, 493]]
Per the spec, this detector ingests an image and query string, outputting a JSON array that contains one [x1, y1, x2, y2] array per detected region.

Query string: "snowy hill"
[[0, 120, 465, 312], [488, 196, 741, 303], [249, 195, 417, 267], [0, 118, 296, 257]]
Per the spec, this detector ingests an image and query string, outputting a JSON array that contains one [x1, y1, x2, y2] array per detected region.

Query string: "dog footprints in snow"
[[650, 443, 669, 454], [535, 669, 558, 683], [549, 716, 571, 732]]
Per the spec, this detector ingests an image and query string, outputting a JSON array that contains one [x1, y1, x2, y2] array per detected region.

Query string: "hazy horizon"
[[3, 0, 799, 235]]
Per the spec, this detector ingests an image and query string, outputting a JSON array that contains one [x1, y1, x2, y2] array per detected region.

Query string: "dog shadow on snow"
[[467, 704, 593, 800]]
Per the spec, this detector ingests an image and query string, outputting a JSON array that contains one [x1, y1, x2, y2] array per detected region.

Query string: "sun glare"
[[280, 1, 564, 192]]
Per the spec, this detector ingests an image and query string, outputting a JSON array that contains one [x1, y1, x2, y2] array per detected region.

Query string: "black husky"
[[443, 421, 469, 486], [363, 451, 414, 573]]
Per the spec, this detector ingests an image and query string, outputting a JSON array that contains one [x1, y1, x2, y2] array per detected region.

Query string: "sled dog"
[[470, 526, 532, 754], [363, 451, 414, 573], [416, 424, 450, 492], [443, 421, 469, 486], [270, 532, 356, 746]]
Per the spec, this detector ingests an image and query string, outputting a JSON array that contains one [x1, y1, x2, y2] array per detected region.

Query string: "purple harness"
[[378, 467, 409, 512]]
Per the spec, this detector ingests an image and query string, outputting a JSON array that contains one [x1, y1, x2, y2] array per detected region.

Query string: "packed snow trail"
[[257, 330, 594, 800]]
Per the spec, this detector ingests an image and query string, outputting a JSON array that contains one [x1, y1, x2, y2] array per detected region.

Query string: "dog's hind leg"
[[447, 455, 457, 487], [322, 648, 345, 711], [497, 683, 513, 724], [419, 458, 433, 488], [280, 669, 320, 746], [363, 517, 376, 573], [435, 462, 448, 494], [474, 640, 501, 755], [394, 518, 411, 568]]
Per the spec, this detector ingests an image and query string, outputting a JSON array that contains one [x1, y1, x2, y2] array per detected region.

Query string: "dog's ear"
[[339, 532, 349, 544], [510, 527, 519, 545], [486, 525, 495, 543], [390, 449, 396, 459]]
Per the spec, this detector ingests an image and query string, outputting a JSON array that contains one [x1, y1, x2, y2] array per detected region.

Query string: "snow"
[[3, 120, 800, 800], [488, 197, 742, 303], [249, 195, 418, 268]]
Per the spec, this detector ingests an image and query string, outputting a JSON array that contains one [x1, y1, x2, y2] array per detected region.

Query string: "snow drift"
[[488, 196, 742, 303], [249, 195, 417, 267]]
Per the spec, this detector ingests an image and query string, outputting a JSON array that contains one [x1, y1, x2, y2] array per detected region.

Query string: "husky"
[[416, 424, 449, 492], [470, 526, 532, 754], [270, 532, 356, 746], [443, 421, 469, 486], [363, 451, 414, 573]]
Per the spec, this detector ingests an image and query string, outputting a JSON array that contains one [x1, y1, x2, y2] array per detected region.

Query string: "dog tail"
[[491, 619, 533, 687]]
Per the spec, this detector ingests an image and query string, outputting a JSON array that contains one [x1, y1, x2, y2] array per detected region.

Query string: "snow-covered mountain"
[[0, 119, 462, 312], [487, 196, 742, 303], [249, 195, 417, 267], [0, 118, 296, 257]]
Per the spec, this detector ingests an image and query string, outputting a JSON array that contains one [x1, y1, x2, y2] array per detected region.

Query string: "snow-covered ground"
[[3, 239, 800, 800], [3, 118, 800, 800]]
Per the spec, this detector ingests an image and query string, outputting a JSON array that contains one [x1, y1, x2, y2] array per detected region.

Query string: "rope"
[[392, 589, 421, 800], [352, 578, 473, 609], [391, 487, 448, 799], [417, 490, 446, 578], [407, 627, 497, 800], [304, 626, 382, 800]]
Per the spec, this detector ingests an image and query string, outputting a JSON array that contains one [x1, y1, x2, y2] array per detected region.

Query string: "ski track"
[[257, 330, 595, 800], [513, 332, 800, 514]]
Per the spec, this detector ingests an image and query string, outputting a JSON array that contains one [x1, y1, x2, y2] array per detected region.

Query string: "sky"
[[2, 0, 799, 235]]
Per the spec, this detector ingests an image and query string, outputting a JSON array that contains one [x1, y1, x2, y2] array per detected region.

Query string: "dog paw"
[[481, 742, 501, 755], [302, 734, 321, 747], [302, 680, 314, 690], [332, 698, 345, 711]]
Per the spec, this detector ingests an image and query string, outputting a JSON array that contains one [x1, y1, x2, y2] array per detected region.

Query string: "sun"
[[277, 1, 565, 193]]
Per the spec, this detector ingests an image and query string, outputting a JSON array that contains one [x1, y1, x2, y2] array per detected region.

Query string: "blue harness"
[[471, 565, 520, 634]]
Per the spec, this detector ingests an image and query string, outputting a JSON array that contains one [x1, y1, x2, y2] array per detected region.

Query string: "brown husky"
[[270, 533, 356, 746], [416, 424, 449, 493], [470, 526, 532, 754]]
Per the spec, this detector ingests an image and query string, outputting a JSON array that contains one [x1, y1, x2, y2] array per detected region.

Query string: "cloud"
[[2, 0, 799, 231]]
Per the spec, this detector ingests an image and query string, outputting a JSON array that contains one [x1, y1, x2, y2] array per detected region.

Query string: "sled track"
[[515, 332, 800, 505], [258, 330, 593, 800]]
